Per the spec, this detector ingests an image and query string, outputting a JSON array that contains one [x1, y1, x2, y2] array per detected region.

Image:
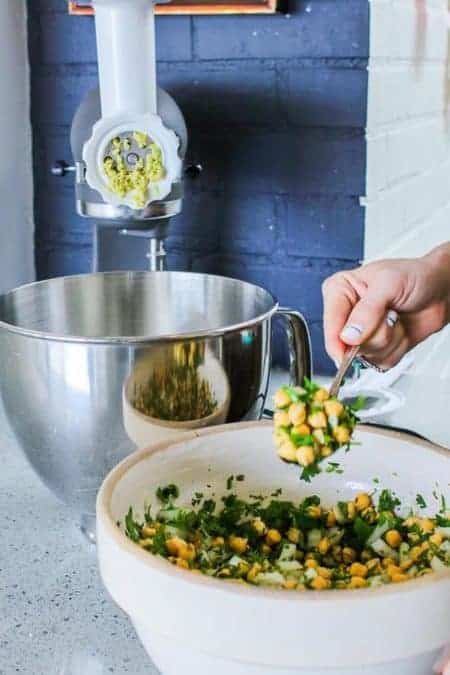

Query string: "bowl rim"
[[0, 271, 278, 344], [97, 421, 450, 604]]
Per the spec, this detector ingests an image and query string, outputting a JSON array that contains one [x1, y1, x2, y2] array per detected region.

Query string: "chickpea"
[[317, 566, 332, 579], [252, 518, 267, 536], [348, 576, 367, 589], [386, 564, 402, 577], [321, 446, 333, 458], [296, 446, 316, 467], [354, 493, 371, 512], [288, 402, 307, 426], [346, 502, 356, 520], [350, 562, 368, 578], [333, 425, 350, 445], [314, 388, 330, 403], [278, 445, 298, 463], [229, 535, 248, 554], [308, 411, 328, 429], [287, 528, 302, 544], [266, 529, 282, 546], [274, 388, 292, 409], [305, 558, 318, 569], [342, 547, 356, 564], [317, 537, 331, 555], [274, 410, 290, 428], [385, 530, 402, 548], [326, 511, 336, 527], [306, 505, 322, 519], [324, 399, 344, 418], [247, 563, 262, 583], [391, 573, 409, 584], [273, 428, 291, 449], [176, 558, 190, 569], [166, 537, 196, 561], [419, 519, 434, 533], [310, 576, 330, 590], [292, 423, 311, 436], [284, 579, 298, 590], [142, 524, 156, 538], [429, 533, 443, 546]]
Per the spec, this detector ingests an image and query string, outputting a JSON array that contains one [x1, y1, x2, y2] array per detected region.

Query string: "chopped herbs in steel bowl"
[[273, 378, 365, 482], [121, 484, 450, 591]]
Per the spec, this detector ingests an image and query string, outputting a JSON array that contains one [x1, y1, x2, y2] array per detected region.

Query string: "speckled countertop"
[[1, 371, 305, 675], [0, 394, 157, 675]]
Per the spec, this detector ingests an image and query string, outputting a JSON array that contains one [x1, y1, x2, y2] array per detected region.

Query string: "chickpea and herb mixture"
[[103, 132, 165, 208], [122, 484, 450, 590], [273, 378, 364, 482]]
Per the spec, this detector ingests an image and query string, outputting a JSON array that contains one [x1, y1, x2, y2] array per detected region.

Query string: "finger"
[[340, 291, 392, 347], [364, 336, 410, 370], [360, 318, 404, 357], [361, 321, 405, 362], [322, 274, 358, 364]]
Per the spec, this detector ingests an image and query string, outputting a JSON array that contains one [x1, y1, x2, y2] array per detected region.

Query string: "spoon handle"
[[329, 345, 360, 398]]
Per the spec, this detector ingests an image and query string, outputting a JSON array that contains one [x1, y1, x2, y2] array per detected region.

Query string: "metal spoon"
[[329, 345, 360, 398]]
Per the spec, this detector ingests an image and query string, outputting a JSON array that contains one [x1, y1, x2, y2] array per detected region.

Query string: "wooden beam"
[[68, 0, 277, 16]]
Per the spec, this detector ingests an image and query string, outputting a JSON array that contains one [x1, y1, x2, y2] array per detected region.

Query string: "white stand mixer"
[[62, 0, 189, 270]]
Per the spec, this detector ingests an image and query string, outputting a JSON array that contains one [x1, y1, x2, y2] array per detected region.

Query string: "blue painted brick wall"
[[28, 0, 369, 374]]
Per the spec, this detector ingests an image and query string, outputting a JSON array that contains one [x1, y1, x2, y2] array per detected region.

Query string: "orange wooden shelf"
[[69, 0, 278, 16]]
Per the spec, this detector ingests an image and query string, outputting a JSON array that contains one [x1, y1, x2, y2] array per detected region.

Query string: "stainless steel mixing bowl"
[[0, 272, 311, 540]]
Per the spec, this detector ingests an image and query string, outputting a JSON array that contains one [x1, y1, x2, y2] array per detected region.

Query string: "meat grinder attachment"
[[66, 0, 188, 269]]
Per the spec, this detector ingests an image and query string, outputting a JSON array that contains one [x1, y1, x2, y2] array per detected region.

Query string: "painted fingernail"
[[340, 324, 363, 341], [386, 310, 398, 328]]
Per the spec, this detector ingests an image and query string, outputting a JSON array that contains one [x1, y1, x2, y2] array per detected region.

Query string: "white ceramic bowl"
[[97, 422, 450, 675]]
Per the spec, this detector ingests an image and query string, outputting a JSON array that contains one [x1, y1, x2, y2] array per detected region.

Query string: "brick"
[[39, 13, 192, 64], [219, 129, 365, 196], [35, 190, 93, 245], [194, 0, 369, 60], [33, 0, 67, 12], [370, 0, 448, 62], [36, 244, 92, 279], [158, 63, 279, 128], [367, 63, 445, 128], [286, 195, 364, 260], [282, 66, 367, 128], [217, 194, 277, 255], [166, 191, 222, 252], [32, 73, 97, 126]]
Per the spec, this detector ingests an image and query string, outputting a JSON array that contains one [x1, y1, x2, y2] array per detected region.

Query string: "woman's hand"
[[322, 243, 450, 369]]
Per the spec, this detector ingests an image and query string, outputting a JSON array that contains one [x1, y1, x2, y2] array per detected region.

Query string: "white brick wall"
[[364, 0, 450, 446], [0, 1, 34, 292]]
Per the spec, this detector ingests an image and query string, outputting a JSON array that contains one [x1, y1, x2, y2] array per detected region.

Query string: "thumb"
[[340, 293, 389, 346]]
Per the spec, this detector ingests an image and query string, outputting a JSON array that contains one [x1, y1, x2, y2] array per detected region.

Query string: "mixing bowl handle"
[[263, 308, 312, 419]]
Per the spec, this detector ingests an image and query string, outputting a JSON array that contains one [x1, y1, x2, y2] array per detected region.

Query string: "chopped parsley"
[[416, 494, 427, 509], [156, 484, 180, 504], [300, 464, 322, 483], [378, 489, 401, 512]]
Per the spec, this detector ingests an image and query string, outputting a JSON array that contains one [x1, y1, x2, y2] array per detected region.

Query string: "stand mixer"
[[54, 0, 188, 271]]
